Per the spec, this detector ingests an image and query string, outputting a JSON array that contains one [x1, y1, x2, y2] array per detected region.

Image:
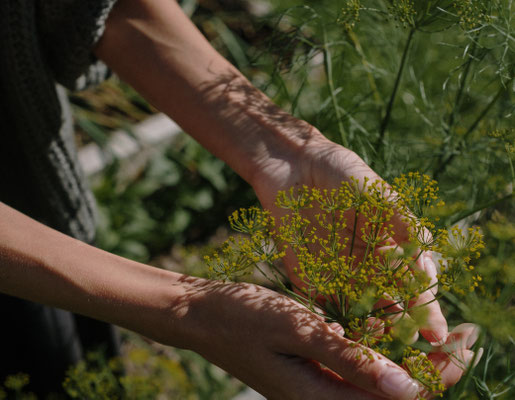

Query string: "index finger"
[[291, 324, 422, 400]]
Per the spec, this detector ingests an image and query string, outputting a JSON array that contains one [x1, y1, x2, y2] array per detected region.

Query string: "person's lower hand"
[[422, 323, 482, 399], [177, 277, 423, 400], [166, 277, 479, 400]]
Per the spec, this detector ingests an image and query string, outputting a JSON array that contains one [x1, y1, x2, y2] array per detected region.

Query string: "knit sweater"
[[0, 0, 117, 243]]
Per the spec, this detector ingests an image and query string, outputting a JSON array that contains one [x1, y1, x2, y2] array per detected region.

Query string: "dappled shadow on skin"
[[195, 68, 380, 192], [166, 275, 385, 400], [199, 69, 316, 139], [196, 69, 324, 187]]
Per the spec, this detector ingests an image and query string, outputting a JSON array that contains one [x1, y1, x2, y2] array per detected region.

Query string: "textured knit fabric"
[[0, 0, 117, 242]]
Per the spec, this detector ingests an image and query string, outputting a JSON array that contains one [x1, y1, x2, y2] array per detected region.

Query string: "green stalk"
[[323, 28, 348, 147], [349, 211, 359, 258], [434, 79, 510, 179], [448, 330, 485, 398], [374, 28, 416, 165], [347, 30, 382, 105], [446, 39, 478, 135], [450, 192, 514, 225]]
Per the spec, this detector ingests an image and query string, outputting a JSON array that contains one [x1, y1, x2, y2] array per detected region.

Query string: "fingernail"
[[328, 322, 345, 336], [447, 323, 480, 350], [463, 348, 483, 369], [407, 330, 419, 345], [474, 348, 484, 367], [378, 370, 420, 400], [429, 333, 448, 347], [423, 257, 438, 294], [425, 327, 448, 347]]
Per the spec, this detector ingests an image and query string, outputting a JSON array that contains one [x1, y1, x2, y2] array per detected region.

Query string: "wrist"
[[0, 202, 203, 350]]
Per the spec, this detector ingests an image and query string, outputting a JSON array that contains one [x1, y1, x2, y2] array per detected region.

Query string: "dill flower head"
[[453, 0, 490, 30], [206, 174, 484, 396], [339, 0, 361, 32], [403, 347, 446, 397], [388, 0, 417, 28]]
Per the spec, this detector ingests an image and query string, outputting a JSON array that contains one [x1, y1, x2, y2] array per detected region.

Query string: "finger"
[[424, 349, 478, 398], [390, 210, 437, 287], [405, 252, 447, 344], [328, 322, 345, 336], [377, 229, 446, 343], [421, 252, 438, 295], [432, 323, 480, 353], [416, 323, 482, 399], [408, 288, 448, 344], [258, 354, 384, 400], [296, 326, 421, 400]]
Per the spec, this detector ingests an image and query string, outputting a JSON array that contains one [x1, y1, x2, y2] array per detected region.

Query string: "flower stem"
[[450, 192, 514, 225], [323, 27, 348, 147], [349, 211, 359, 258], [434, 77, 513, 179], [374, 28, 416, 166]]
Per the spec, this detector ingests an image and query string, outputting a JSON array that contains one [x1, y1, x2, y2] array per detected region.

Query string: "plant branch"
[[447, 39, 478, 135], [450, 192, 514, 225], [374, 28, 416, 164], [323, 28, 348, 147], [434, 76, 513, 179]]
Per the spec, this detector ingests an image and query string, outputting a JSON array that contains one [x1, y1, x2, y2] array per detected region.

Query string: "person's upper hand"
[[250, 131, 448, 346]]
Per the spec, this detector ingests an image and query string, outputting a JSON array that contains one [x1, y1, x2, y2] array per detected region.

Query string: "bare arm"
[[0, 202, 191, 346], [93, 0, 322, 190]]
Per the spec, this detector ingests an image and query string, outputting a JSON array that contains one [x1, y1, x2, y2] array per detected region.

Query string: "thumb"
[[297, 326, 421, 400]]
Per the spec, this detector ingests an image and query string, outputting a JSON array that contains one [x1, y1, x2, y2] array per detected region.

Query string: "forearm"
[[0, 201, 195, 348], [94, 0, 325, 186]]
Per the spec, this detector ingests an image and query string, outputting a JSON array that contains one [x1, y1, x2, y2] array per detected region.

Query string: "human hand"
[[179, 277, 421, 400], [250, 131, 448, 345], [419, 323, 482, 399], [169, 278, 480, 400]]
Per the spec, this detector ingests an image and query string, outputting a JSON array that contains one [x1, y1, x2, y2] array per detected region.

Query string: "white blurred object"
[[78, 113, 181, 176]]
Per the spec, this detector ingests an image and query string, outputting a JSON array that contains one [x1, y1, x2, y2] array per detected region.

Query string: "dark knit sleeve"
[[36, 0, 118, 90]]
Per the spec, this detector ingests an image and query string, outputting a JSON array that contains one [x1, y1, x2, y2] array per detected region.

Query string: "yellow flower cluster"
[[454, 0, 490, 30], [392, 172, 447, 251], [206, 174, 484, 396], [228, 206, 276, 234], [388, 0, 417, 28], [403, 347, 446, 397], [339, 0, 361, 32], [204, 208, 285, 280], [436, 225, 485, 294]]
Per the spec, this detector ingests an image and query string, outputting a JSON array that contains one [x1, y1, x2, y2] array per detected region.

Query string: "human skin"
[[0, 0, 479, 399]]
